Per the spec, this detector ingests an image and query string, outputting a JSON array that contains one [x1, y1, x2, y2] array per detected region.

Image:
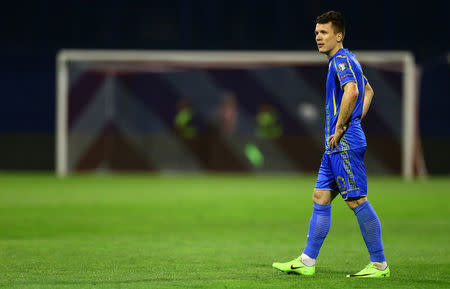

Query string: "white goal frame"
[[56, 50, 417, 179]]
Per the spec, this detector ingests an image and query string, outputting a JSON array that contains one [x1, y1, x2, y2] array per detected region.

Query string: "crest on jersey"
[[337, 62, 348, 72]]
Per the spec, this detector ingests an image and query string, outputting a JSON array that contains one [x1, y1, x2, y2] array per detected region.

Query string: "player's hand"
[[328, 124, 348, 151]]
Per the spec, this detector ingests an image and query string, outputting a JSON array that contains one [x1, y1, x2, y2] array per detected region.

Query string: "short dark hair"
[[316, 11, 345, 38]]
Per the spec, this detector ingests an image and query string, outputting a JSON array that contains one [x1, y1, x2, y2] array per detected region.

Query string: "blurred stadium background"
[[57, 50, 414, 177], [1, 0, 448, 175], [0, 1, 449, 288]]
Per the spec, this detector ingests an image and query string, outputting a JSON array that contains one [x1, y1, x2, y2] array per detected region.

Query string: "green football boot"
[[346, 263, 390, 278], [272, 257, 315, 276]]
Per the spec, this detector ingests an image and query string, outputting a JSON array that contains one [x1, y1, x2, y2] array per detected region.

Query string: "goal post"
[[56, 50, 420, 179]]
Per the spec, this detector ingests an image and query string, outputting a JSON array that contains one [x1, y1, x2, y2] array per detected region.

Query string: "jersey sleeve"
[[363, 75, 368, 85], [333, 56, 356, 88]]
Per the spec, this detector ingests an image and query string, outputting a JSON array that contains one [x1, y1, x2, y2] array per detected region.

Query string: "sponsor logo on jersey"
[[340, 73, 352, 81]]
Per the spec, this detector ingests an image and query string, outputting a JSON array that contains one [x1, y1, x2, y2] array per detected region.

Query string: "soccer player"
[[272, 11, 390, 278]]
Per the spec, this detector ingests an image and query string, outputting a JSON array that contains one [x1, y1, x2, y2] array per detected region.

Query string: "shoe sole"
[[273, 267, 314, 276], [346, 273, 390, 278]]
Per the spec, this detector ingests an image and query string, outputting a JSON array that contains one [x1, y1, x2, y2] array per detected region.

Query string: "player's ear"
[[337, 32, 343, 42]]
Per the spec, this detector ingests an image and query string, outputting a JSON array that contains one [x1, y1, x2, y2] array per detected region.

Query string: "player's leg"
[[301, 188, 338, 262], [346, 196, 389, 277], [305, 152, 340, 261], [333, 147, 389, 277], [273, 153, 338, 276], [272, 188, 338, 275], [346, 197, 386, 264]]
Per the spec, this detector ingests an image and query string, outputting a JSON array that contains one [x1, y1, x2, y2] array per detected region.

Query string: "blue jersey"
[[325, 48, 367, 154]]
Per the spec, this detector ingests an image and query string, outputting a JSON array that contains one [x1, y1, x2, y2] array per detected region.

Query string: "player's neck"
[[326, 44, 344, 59]]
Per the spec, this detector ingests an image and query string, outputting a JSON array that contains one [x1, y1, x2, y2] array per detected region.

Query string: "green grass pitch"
[[0, 173, 449, 288]]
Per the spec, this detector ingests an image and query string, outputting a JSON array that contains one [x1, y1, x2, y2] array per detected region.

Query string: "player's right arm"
[[361, 81, 374, 121]]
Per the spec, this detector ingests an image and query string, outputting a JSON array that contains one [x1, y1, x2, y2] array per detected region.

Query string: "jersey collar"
[[328, 48, 346, 63]]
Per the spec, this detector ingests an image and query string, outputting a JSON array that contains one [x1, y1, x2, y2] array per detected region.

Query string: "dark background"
[[0, 0, 448, 173]]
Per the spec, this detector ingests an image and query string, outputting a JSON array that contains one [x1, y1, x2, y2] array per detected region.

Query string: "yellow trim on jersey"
[[333, 59, 340, 81], [333, 58, 342, 93], [340, 55, 357, 83], [343, 194, 367, 201], [339, 146, 359, 191], [333, 90, 337, 115], [334, 55, 357, 89], [337, 55, 365, 109]]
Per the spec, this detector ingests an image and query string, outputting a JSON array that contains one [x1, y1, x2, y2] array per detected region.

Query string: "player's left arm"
[[328, 82, 358, 150], [360, 81, 374, 121]]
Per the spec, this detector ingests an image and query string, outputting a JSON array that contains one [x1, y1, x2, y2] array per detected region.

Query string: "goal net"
[[56, 50, 421, 178]]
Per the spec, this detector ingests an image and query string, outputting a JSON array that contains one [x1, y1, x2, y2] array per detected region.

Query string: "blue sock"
[[353, 201, 386, 262], [303, 203, 332, 259]]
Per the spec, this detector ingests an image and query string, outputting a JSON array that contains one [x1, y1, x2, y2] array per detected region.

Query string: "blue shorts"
[[314, 147, 367, 200]]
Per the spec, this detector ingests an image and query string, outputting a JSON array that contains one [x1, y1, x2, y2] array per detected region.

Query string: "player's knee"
[[312, 189, 333, 205], [345, 196, 367, 210]]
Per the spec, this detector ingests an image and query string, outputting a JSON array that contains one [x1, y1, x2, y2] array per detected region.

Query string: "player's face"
[[315, 22, 341, 56]]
